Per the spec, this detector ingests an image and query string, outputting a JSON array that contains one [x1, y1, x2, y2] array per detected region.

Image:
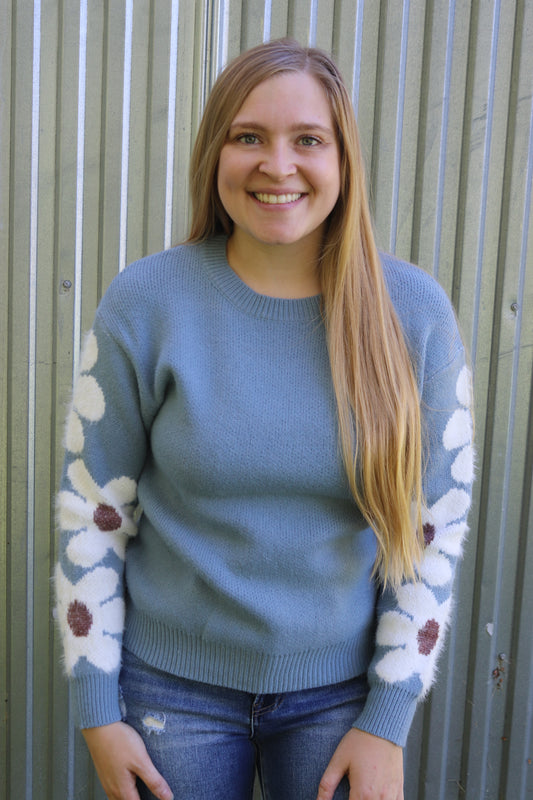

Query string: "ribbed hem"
[[352, 684, 418, 747], [123, 610, 374, 695], [73, 672, 122, 729]]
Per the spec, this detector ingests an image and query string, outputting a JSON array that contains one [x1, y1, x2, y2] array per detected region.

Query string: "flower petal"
[[428, 488, 471, 528], [456, 366, 473, 408], [73, 375, 105, 422], [64, 410, 85, 454], [374, 647, 416, 684], [451, 445, 475, 485], [66, 528, 127, 568], [433, 522, 468, 557], [79, 330, 98, 372], [419, 549, 453, 587], [85, 632, 122, 673], [376, 612, 415, 647], [443, 408, 473, 451], [103, 476, 138, 507], [395, 582, 440, 622]]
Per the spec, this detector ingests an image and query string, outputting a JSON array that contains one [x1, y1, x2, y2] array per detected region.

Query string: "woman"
[[55, 39, 474, 800]]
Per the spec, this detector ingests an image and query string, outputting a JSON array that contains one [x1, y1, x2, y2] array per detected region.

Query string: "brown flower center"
[[94, 503, 122, 531], [423, 523, 436, 547], [417, 618, 439, 655], [67, 600, 93, 637]]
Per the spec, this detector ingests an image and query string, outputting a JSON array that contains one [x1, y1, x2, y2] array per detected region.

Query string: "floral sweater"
[[55, 236, 474, 746]]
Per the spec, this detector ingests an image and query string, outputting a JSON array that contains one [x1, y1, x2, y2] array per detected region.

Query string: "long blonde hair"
[[187, 39, 424, 587]]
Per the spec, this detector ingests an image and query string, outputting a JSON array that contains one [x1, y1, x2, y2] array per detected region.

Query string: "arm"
[[319, 352, 474, 797], [55, 320, 172, 796], [356, 357, 474, 743], [55, 320, 149, 726]]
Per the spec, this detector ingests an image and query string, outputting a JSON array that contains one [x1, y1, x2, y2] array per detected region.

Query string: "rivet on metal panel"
[[62, 279, 72, 291], [510, 302, 519, 314]]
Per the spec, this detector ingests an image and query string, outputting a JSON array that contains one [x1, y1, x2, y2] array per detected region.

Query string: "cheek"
[[217, 150, 242, 193], [311, 153, 341, 202], [322, 162, 341, 209], [216, 156, 228, 198]]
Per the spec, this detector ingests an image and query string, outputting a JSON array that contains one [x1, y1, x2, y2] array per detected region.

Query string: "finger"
[[316, 763, 344, 800], [136, 761, 174, 800]]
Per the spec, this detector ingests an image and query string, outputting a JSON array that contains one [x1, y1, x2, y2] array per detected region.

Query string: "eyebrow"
[[228, 121, 335, 135]]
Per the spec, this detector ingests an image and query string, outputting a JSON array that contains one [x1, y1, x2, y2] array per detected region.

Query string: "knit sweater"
[[55, 236, 474, 746]]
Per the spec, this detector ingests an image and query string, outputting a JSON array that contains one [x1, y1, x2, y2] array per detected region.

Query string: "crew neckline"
[[200, 237, 322, 322]]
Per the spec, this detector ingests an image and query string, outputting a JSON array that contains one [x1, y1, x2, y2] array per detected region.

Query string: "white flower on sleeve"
[[420, 488, 471, 587], [55, 562, 124, 674], [375, 582, 451, 692], [374, 365, 474, 690], [443, 365, 474, 486], [58, 459, 138, 568], [64, 330, 105, 454]]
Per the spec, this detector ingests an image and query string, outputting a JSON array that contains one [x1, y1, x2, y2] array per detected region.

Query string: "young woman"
[[55, 39, 474, 800]]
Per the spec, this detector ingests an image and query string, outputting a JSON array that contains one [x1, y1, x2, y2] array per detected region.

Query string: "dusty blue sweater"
[[55, 236, 474, 746]]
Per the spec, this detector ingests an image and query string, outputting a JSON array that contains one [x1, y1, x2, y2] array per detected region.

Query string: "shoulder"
[[380, 252, 465, 383], [381, 252, 455, 325], [99, 241, 209, 310], [94, 239, 224, 334]]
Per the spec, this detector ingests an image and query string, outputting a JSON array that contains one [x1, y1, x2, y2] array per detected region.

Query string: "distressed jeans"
[[119, 647, 369, 800]]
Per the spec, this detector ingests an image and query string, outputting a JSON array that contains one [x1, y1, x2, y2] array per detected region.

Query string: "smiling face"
[[217, 71, 341, 259]]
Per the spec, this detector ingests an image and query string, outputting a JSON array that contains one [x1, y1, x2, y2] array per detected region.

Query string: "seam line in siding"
[[217, 0, 229, 74], [26, 2, 41, 797], [352, 0, 365, 116], [309, 0, 318, 46], [263, 0, 272, 43], [390, 0, 410, 253], [73, 0, 88, 379], [119, 0, 133, 272], [470, 0, 500, 370], [515, 60, 533, 800], [432, 0, 456, 282], [476, 9, 504, 793], [164, 0, 180, 249]]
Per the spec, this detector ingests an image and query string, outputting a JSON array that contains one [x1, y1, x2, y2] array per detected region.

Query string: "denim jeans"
[[119, 647, 369, 800]]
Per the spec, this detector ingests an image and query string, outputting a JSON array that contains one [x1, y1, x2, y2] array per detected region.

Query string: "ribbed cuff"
[[72, 672, 122, 729], [352, 684, 418, 747]]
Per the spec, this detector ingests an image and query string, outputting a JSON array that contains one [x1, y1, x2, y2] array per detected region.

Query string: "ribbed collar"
[[201, 237, 322, 322]]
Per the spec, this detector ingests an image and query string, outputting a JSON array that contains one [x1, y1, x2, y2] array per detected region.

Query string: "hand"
[[82, 721, 174, 800], [317, 728, 403, 800]]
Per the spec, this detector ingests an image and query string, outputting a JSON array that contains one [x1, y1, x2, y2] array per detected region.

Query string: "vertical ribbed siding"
[[1, 2, 532, 798]]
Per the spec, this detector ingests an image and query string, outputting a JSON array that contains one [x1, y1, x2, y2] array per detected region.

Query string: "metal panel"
[[1, 1, 532, 798]]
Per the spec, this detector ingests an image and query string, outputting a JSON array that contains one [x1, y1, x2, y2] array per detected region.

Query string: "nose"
[[258, 141, 297, 180]]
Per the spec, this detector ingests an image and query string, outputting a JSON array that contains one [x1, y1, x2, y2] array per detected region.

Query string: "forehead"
[[230, 71, 334, 127]]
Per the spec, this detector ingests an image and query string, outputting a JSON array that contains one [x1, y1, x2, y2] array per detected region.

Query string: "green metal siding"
[[1, 1, 532, 797]]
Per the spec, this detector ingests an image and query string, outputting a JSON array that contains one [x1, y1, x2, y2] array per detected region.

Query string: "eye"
[[236, 133, 261, 145], [298, 135, 321, 147]]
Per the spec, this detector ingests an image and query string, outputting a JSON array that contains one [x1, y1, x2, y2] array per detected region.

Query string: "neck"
[[226, 232, 322, 299]]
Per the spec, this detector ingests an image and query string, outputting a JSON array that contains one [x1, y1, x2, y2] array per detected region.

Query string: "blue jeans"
[[119, 648, 369, 800]]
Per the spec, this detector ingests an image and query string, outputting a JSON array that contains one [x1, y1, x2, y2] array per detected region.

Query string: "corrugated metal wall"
[[1, 1, 532, 797]]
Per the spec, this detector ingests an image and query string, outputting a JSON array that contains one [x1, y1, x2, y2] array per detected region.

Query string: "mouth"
[[252, 192, 303, 205]]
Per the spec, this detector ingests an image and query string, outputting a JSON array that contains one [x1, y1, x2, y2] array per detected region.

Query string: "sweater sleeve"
[[55, 314, 149, 728], [353, 347, 475, 746]]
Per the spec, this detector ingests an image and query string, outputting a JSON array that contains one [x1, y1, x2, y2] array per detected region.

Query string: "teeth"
[[254, 192, 302, 204]]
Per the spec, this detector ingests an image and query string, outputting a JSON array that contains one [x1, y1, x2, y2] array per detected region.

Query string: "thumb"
[[136, 756, 174, 800], [316, 758, 345, 800]]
